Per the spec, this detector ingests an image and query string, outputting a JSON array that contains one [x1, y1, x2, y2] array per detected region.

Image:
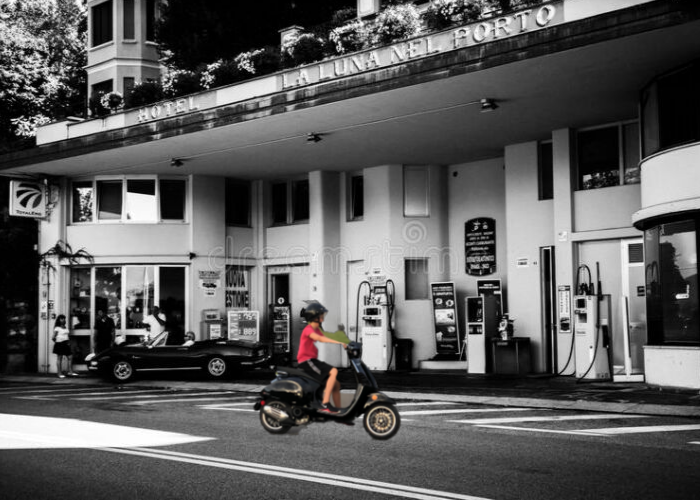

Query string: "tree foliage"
[[157, 0, 354, 70], [0, 0, 87, 153]]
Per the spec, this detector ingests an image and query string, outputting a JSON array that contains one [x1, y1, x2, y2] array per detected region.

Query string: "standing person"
[[52, 314, 76, 378], [297, 302, 348, 413], [94, 310, 115, 353], [143, 305, 166, 341]]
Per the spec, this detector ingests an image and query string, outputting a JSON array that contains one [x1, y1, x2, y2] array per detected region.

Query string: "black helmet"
[[300, 302, 328, 323]]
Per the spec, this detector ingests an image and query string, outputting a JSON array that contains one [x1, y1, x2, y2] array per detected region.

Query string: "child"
[[52, 314, 76, 377]]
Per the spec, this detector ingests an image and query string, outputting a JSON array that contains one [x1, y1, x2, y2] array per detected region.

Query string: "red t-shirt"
[[297, 324, 321, 364]]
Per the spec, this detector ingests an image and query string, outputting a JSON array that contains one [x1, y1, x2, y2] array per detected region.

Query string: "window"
[[123, 0, 134, 39], [72, 177, 187, 223], [644, 219, 699, 345], [124, 77, 136, 99], [160, 179, 186, 220], [72, 181, 94, 222], [97, 180, 122, 220], [349, 174, 364, 220], [538, 141, 553, 200], [146, 0, 157, 41], [70, 265, 186, 343], [576, 122, 639, 190], [404, 166, 429, 217], [126, 179, 156, 221], [226, 266, 251, 309], [292, 180, 309, 222], [271, 183, 287, 225], [91, 0, 113, 47], [226, 179, 251, 226], [270, 179, 309, 226], [405, 258, 429, 300]]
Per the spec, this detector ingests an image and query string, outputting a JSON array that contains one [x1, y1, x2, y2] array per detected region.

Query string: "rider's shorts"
[[298, 358, 334, 382]]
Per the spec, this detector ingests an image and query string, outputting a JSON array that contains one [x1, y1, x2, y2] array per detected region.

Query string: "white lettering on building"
[[137, 96, 199, 124]]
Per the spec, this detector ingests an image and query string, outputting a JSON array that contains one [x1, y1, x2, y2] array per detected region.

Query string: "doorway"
[[619, 238, 646, 381], [540, 246, 557, 373], [267, 265, 309, 358]]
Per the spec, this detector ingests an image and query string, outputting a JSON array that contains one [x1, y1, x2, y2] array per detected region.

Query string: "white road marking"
[[14, 389, 176, 399], [198, 402, 257, 411], [105, 447, 494, 500], [475, 424, 608, 436], [396, 402, 460, 407], [449, 414, 647, 425], [580, 424, 700, 435], [0, 413, 212, 449], [403, 408, 547, 416], [74, 391, 236, 401]]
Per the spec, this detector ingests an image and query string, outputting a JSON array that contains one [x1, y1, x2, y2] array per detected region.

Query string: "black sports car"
[[85, 330, 270, 382]]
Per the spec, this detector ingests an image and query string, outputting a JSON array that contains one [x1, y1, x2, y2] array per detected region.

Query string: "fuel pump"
[[355, 277, 396, 371], [556, 285, 575, 375], [573, 263, 611, 380]]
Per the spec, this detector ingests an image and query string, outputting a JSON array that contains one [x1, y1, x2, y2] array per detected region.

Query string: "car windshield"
[[147, 330, 169, 347]]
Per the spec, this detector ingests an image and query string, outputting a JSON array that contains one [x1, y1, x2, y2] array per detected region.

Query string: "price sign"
[[227, 310, 260, 341]]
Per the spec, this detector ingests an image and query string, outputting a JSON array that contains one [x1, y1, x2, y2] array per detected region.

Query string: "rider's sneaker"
[[319, 403, 339, 414]]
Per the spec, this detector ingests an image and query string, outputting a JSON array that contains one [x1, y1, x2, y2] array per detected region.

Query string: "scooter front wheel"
[[260, 401, 292, 435], [363, 403, 400, 440]]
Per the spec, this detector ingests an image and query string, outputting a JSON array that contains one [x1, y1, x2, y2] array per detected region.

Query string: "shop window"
[[226, 266, 250, 309], [348, 174, 364, 221], [405, 258, 429, 300], [225, 179, 251, 226], [404, 166, 429, 217], [94, 267, 122, 329], [126, 179, 157, 221], [270, 179, 308, 226], [72, 176, 186, 223], [70, 265, 186, 345], [576, 122, 639, 190], [644, 219, 699, 345], [123, 0, 134, 39], [538, 141, 553, 200], [91, 0, 113, 47]]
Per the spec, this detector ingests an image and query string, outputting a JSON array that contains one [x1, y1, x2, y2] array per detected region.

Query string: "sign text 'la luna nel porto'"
[[281, 3, 563, 89]]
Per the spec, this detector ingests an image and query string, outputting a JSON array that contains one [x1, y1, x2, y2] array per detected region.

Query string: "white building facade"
[[3, 0, 700, 388]]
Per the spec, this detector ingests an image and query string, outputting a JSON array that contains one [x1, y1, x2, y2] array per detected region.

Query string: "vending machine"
[[573, 295, 611, 379], [201, 309, 224, 339], [465, 295, 499, 373]]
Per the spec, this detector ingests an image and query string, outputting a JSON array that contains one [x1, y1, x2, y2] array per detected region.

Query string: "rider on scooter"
[[297, 302, 348, 413]]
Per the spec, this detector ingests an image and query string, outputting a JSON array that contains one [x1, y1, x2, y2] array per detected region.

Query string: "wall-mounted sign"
[[430, 282, 460, 355], [228, 310, 260, 341], [9, 180, 46, 218], [465, 217, 496, 276], [280, 3, 563, 90], [198, 270, 221, 297]]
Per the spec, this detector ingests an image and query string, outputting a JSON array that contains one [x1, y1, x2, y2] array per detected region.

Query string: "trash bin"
[[395, 338, 413, 371]]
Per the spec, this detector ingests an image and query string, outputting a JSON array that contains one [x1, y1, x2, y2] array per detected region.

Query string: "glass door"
[[620, 239, 646, 380]]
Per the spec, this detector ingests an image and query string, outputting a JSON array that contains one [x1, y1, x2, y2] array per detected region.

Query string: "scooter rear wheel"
[[363, 403, 400, 440], [260, 401, 292, 435]]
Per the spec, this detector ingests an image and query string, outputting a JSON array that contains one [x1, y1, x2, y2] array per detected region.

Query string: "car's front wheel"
[[111, 360, 135, 383], [206, 356, 227, 378]]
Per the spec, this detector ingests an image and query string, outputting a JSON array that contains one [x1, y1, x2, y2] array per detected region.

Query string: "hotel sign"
[[281, 2, 563, 89]]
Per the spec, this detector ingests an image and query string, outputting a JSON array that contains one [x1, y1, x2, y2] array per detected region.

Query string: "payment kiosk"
[[465, 295, 499, 373]]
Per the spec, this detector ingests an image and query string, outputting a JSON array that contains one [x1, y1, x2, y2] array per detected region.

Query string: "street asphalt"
[[2, 368, 700, 417]]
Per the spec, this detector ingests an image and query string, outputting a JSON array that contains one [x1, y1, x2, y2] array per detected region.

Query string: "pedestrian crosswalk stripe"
[[448, 414, 647, 425], [402, 408, 545, 416]]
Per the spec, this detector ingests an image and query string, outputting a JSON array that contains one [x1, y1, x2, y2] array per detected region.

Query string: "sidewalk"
[[2, 370, 700, 418]]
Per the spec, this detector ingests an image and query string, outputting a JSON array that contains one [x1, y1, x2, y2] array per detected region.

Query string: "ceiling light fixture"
[[170, 158, 184, 168], [480, 98, 498, 113], [306, 132, 322, 143]]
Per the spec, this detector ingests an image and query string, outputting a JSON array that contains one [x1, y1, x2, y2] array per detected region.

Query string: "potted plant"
[[281, 32, 327, 68], [329, 19, 367, 55], [365, 3, 422, 47], [124, 81, 164, 109], [423, 0, 482, 30]]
